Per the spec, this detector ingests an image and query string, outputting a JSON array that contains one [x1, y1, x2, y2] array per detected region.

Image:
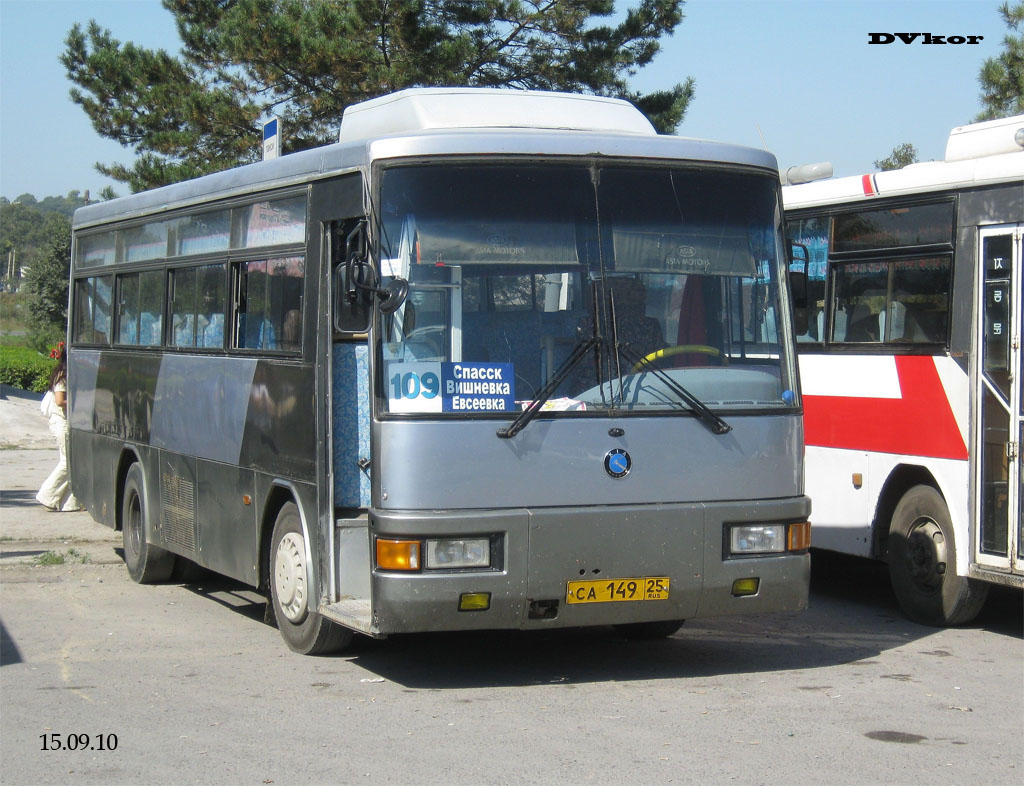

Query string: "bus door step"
[[320, 598, 380, 637]]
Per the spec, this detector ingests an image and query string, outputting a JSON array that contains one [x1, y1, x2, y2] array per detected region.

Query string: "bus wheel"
[[888, 485, 989, 626], [614, 619, 685, 640], [269, 502, 353, 655], [121, 463, 174, 584]]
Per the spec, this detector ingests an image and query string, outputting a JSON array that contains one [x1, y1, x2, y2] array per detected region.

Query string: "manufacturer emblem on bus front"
[[604, 448, 631, 478]]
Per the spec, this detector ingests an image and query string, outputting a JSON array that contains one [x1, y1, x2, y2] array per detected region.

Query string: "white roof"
[[783, 115, 1024, 209], [338, 87, 657, 142], [945, 114, 1024, 161]]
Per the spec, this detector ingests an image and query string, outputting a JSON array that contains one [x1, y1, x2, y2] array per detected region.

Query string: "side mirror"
[[788, 271, 809, 335], [378, 278, 409, 316], [333, 220, 410, 334], [334, 222, 374, 334], [788, 243, 810, 310], [787, 242, 811, 337]]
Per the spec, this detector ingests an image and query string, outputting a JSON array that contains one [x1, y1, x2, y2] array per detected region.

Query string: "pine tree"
[[63, 0, 695, 193], [874, 142, 918, 172], [977, 1, 1024, 121]]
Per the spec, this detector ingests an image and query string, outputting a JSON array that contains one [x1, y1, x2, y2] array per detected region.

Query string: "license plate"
[[565, 577, 670, 604]]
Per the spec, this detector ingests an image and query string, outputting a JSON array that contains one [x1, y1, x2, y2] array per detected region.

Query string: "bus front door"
[[976, 226, 1023, 578]]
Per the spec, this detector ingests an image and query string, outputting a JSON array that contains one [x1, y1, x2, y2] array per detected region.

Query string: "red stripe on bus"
[[861, 174, 876, 196], [803, 355, 967, 460]]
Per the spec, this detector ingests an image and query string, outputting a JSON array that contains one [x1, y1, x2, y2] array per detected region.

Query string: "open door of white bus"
[[975, 225, 1023, 579]]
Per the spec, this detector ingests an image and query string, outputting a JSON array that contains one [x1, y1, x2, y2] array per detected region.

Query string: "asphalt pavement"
[[1, 387, 1021, 786], [0, 384, 121, 567]]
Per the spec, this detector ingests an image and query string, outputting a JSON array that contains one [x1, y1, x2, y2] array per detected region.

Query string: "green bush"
[[0, 345, 55, 393]]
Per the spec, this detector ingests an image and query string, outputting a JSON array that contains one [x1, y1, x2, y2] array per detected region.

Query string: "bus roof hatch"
[[338, 87, 657, 142], [944, 114, 1024, 162]]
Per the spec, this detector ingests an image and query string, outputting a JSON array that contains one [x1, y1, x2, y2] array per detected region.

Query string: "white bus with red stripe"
[[784, 115, 1024, 625]]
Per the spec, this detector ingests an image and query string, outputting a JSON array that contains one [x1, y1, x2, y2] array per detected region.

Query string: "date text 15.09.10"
[[40, 733, 118, 751]]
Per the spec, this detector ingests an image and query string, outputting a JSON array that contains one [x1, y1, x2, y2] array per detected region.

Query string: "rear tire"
[[269, 502, 352, 655], [888, 485, 989, 626], [614, 619, 685, 640], [121, 463, 174, 584]]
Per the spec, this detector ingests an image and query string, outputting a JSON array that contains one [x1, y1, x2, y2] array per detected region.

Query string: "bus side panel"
[[238, 361, 317, 482], [806, 445, 970, 564], [68, 348, 161, 528], [255, 474, 319, 593], [155, 449, 198, 558], [803, 445, 876, 557], [196, 459, 258, 584], [951, 225, 976, 356], [67, 429, 121, 529], [959, 183, 1024, 227]]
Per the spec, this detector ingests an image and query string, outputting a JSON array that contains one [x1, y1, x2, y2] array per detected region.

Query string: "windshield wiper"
[[498, 283, 605, 439], [606, 294, 732, 436], [615, 342, 732, 435], [496, 337, 600, 439]]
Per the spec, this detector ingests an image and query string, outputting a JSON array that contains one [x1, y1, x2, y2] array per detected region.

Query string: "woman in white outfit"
[[36, 346, 81, 512]]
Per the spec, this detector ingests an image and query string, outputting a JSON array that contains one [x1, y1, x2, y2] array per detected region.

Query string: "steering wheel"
[[632, 344, 724, 372]]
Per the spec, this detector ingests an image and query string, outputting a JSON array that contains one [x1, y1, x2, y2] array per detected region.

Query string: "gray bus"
[[68, 88, 810, 654]]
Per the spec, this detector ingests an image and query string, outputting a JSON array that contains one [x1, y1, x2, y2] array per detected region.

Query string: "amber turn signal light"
[[376, 538, 421, 571], [788, 522, 811, 552]]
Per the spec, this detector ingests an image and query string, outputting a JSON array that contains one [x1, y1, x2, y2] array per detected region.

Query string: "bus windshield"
[[377, 162, 797, 416]]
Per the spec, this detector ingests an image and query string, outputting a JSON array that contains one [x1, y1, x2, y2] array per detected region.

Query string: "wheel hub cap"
[[905, 516, 947, 591], [127, 495, 142, 556], [274, 532, 307, 623]]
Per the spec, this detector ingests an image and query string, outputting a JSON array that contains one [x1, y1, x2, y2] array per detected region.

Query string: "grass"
[[0, 292, 28, 334], [31, 548, 90, 566]]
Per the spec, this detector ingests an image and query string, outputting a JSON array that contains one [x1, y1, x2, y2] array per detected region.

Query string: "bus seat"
[[174, 314, 194, 347], [830, 308, 847, 341], [118, 316, 138, 345], [257, 319, 276, 350], [202, 313, 224, 347], [472, 310, 542, 386], [889, 301, 932, 342], [881, 301, 903, 341], [609, 278, 663, 360], [139, 312, 160, 346], [845, 306, 879, 342]]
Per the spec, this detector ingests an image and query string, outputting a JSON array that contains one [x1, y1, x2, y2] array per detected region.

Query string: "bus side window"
[[831, 263, 886, 344], [233, 257, 304, 352], [170, 267, 198, 347], [116, 273, 140, 345], [72, 275, 113, 345], [830, 257, 950, 345]]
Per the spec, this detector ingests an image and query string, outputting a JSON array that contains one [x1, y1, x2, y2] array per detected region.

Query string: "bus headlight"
[[425, 538, 490, 569], [730, 525, 785, 555]]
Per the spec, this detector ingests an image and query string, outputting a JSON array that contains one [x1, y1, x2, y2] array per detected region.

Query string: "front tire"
[[121, 463, 174, 584], [269, 502, 352, 655], [888, 485, 988, 626]]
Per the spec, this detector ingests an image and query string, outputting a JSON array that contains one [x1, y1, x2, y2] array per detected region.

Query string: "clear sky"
[[0, 0, 1011, 201]]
